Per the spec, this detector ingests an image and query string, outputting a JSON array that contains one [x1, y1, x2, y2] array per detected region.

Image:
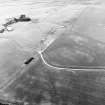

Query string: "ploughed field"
[[3, 31, 105, 105]]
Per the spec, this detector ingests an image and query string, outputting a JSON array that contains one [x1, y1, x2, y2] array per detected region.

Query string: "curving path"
[[38, 51, 105, 71]]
